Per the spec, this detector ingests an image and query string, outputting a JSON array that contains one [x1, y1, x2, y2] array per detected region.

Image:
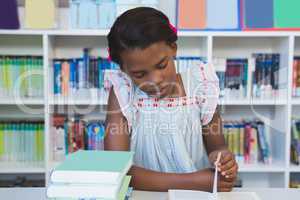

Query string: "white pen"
[[213, 152, 222, 199]]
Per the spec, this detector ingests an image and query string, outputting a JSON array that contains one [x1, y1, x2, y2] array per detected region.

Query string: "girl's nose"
[[150, 70, 164, 86]]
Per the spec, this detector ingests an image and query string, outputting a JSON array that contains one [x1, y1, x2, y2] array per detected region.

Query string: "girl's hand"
[[209, 150, 238, 179], [218, 174, 236, 192]]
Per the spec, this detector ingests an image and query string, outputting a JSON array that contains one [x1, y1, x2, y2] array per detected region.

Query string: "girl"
[[105, 7, 238, 192]]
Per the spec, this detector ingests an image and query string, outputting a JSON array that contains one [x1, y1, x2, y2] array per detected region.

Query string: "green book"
[[274, 0, 300, 28], [51, 150, 134, 185], [48, 176, 132, 200]]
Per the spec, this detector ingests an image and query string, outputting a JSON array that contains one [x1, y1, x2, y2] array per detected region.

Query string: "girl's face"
[[120, 41, 178, 98]]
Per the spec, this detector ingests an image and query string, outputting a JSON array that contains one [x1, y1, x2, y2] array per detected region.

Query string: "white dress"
[[107, 62, 220, 173]]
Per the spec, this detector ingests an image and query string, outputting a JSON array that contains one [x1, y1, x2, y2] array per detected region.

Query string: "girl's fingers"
[[222, 162, 238, 176], [219, 187, 232, 192], [219, 159, 236, 172], [220, 152, 235, 165], [218, 180, 235, 190], [224, 165, 238, 179]]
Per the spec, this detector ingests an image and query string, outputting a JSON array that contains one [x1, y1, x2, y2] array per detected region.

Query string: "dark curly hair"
[[107, 7, 178, 66]]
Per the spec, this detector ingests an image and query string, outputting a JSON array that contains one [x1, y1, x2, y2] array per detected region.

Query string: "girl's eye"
[[133, 72, 146, 79], [157, 63, 168, 69]]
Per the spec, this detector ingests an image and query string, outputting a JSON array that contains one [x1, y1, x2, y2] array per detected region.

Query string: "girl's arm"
[[202, 107, 227, 154], [104, 89, 218, 192], [202, 107, 238, 185]]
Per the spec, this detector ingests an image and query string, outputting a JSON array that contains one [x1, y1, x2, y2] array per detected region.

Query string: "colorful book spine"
[[293, 57, 300, 97], [61, 60, 70, 96], [291, 119, 300, 165], [53, 60, 62, 95]]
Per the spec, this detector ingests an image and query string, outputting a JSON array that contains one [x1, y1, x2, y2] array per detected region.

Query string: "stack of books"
[[47, 150, 134, 200]]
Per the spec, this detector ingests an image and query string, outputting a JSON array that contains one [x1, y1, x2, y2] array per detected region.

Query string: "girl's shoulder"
[[180, 61, 219, 96]]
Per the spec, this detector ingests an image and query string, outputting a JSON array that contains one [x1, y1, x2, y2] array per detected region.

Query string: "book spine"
[[54, 60, 62, 95], [297, 60, 300, 96], [293, 58, 298, 97], [69, 59, 77, 94], [61, 61, 70, 96]]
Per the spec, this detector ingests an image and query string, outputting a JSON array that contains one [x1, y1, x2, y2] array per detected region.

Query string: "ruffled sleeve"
[[183, 62, 220, 125], [104, 70, 135, 129]]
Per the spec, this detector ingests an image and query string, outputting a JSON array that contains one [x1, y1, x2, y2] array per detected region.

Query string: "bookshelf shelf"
[[47, 29, 110, 36], [49, 97, 108, 106], [0, 162, 45, 174], [0, 98, 44, 105], [289, 164, 300, 172], [4, 29, 300, 37], [238, 162, 286, 173], [219, 99, 288, 106], [292, 98, 300, 105]]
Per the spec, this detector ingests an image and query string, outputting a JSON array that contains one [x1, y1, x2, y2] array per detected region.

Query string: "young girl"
[[105, 7, 238, 192]]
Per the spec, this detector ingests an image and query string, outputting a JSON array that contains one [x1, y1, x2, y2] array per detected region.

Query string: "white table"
[[0, 188, 300, 200]]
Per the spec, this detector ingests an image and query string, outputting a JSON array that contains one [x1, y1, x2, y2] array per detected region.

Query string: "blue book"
[[244, 0, 273, 28], [54, 60, 62, 95], [50, 150, 134, 185], [256, 121, 270, 163], [206, 0, 239, 29], [69, 59, 77, 90]]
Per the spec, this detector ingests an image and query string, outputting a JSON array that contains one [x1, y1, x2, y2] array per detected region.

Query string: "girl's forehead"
[[121, 42, 170, 67]]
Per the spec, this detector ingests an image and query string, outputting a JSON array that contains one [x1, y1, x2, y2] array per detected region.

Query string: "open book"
[[168, 153, 261, 200], [168, 190, 260, 200]]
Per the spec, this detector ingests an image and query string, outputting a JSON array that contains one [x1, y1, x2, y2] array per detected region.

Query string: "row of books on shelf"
[[52, 115, 105, 161], [252, 53, 280, 99], [291, 118, 300, 165], [223, 120, 271, 165], [214, 53, 281, 100], [47, 150, 134, 200], [215, 58, 248, 99], [53, 48, 118, 100], [0, 56, 43, 98], [0, 121, 44, 164]]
